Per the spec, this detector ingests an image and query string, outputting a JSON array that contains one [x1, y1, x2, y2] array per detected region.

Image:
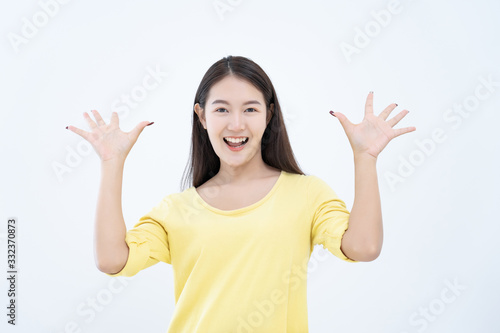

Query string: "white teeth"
[[224, 137, 248, 143]]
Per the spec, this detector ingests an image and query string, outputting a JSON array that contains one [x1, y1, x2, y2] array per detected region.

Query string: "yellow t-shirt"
[[105, 170, 357, 332]]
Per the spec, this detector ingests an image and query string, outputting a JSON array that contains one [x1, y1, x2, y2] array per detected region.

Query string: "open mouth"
[[223, 137, 249, 148]]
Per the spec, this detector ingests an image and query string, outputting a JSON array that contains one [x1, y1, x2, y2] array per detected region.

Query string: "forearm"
[[341, 153, 383, 261], [94, 159, 129, 272]]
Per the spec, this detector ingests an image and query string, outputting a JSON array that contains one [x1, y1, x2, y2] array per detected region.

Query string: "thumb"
[[129, 121, 154, 143], [330, 111, 352, 133]]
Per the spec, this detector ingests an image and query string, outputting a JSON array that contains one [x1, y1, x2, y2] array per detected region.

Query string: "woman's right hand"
[[66, 110, 154, 163]]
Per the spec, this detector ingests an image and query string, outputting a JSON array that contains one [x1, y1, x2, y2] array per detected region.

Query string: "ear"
[[267, 103, 274, 126], [194, 103, 206, 129]]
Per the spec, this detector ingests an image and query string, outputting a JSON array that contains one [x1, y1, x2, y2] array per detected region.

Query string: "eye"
[[245, 108, 256, 112], [216, 108, 228, 113]]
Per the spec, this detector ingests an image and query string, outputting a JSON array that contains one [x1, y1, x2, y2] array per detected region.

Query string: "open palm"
[[67, 110, 153, 162], [331, 92, 416, 159]]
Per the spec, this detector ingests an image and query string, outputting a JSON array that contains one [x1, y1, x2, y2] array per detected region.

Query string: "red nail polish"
[[147, 122, 154, 126], [329, 111, 336, 117], [66, 126, 69, 129]]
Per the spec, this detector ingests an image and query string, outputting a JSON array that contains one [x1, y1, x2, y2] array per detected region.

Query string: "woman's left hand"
[[330, 92, 416, 159]]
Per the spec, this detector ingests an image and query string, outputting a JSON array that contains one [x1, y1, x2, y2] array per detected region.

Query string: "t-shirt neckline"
[[191, 170, 285, 215]]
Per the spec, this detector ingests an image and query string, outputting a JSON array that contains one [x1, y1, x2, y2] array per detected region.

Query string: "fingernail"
[[147, 122, 154, 126], [329, 111, 336, 117], [370, 91, 374, 94], [65, 126, 69, 129], [395, 103, 398, 106]]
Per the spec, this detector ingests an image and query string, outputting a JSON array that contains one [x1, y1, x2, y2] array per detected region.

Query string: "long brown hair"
[[180, 55, 304, 191]]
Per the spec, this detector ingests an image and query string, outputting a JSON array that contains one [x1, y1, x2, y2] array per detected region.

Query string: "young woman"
[[66, 55, 415, 332]]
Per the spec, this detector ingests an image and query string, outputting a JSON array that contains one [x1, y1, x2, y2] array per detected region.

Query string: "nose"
[[227, 111, 245, 131]]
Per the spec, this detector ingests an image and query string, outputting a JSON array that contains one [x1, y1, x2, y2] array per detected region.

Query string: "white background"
[[1, 0, 499, 332]]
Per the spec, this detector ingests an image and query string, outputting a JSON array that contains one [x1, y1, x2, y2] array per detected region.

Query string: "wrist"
[[101, 157, 126, 169], [353, 151, 378, 164]]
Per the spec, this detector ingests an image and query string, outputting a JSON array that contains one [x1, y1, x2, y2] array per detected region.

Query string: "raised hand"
[[66, 110, 154, 162], [330, 92, 416, 159]]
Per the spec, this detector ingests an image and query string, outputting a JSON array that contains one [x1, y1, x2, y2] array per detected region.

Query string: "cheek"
[[255, 126, 268, 140], [207, 132, 221, 147], [248, 118, 267, 133], [206, 117, 224, 132], [206, 129, 224, 150]]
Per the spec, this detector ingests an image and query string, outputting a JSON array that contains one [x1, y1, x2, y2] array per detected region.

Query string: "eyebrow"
[[211, 99, 262, 106]]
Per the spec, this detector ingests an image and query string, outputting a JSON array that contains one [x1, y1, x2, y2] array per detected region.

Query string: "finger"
[[393, 126, 416, 138], [387, 109, 409, 127], [91, 110, 106, 126], [379, 103, 398, 121], [128, 121, 151, 143], [67, 125, 90, 140], [331, 111, 354, 133], [83, 112, 97, 129], [365, 91, 374, 115], [110, 111, 119, 126]]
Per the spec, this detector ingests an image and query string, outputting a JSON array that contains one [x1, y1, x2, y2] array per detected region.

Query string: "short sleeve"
[[308, 176, 357, 263], [105, 198, 171, 277]]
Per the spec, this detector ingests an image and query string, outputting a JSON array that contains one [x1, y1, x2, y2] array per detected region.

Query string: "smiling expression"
[[194, 75, 272, 169]]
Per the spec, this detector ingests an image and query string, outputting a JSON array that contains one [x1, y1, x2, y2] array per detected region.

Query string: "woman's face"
[[195, 75, 271, 171]]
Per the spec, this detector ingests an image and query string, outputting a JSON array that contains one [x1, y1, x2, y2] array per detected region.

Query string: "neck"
[[215, 158, 277, 186]]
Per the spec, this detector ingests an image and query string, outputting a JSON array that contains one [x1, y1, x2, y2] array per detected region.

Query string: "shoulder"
[[279, 172, 340, 212], [283, 172, 339, 200], [279, 172, 326, 203], [281, 170, 322, 188], [155, 186, 198, 208]]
